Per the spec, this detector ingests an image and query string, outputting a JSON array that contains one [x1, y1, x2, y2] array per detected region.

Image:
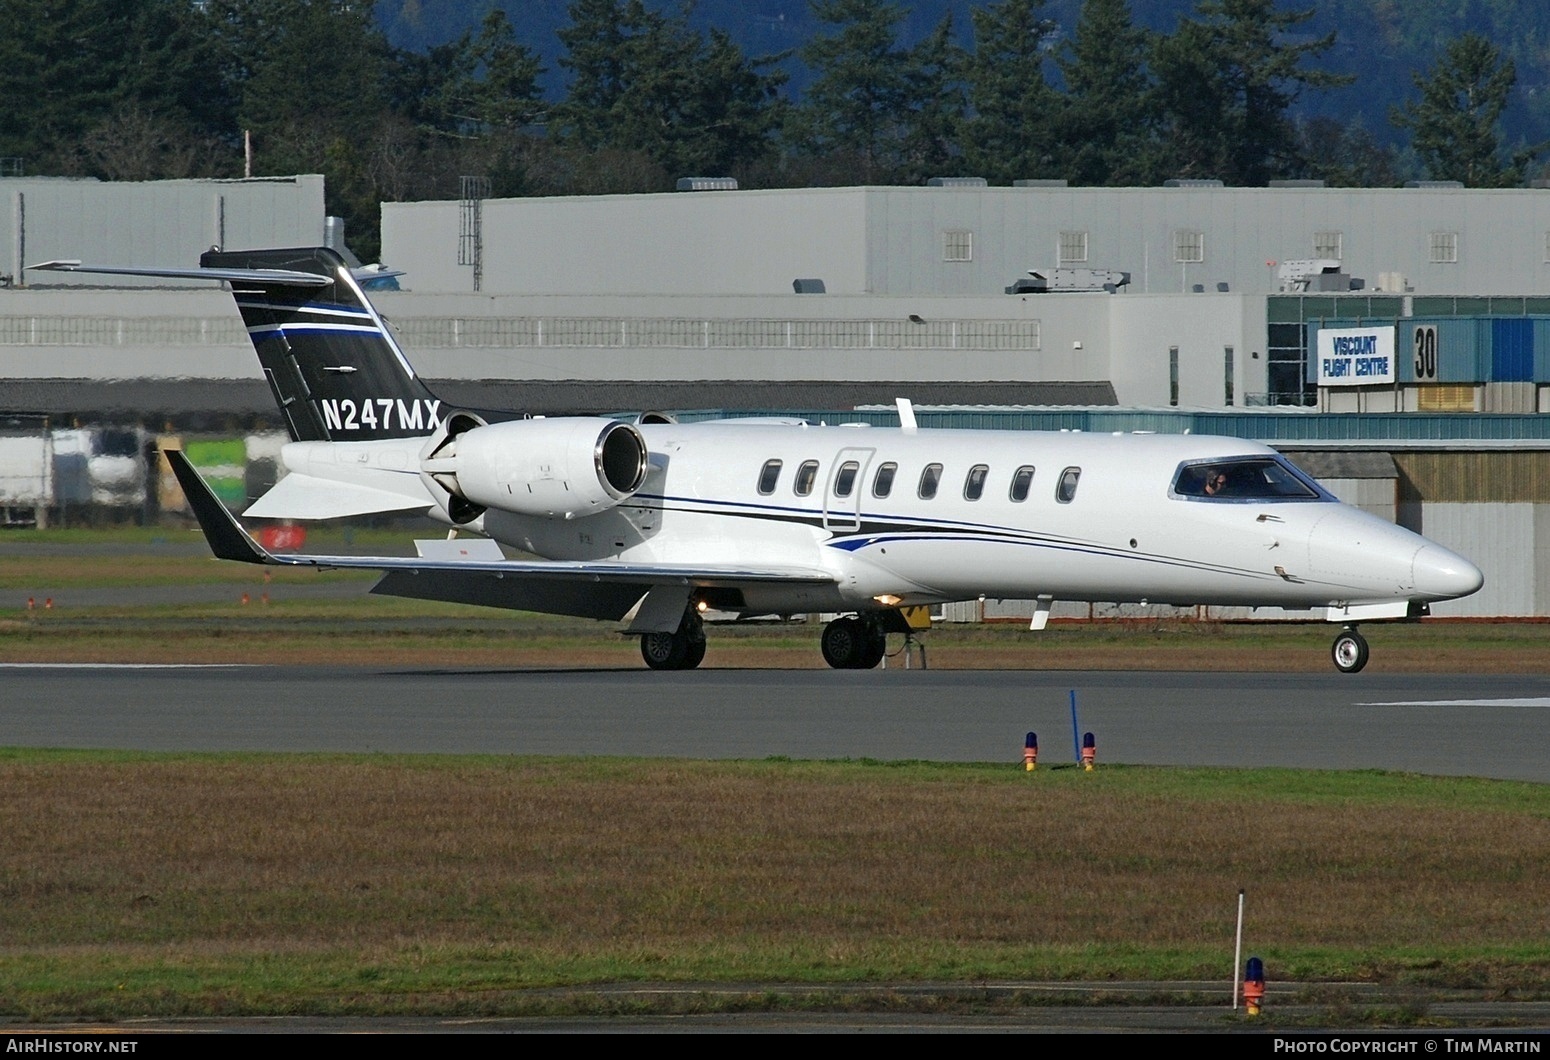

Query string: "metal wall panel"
[[1419, 502, 1536, 617], [1491, 318, 1534, 381]]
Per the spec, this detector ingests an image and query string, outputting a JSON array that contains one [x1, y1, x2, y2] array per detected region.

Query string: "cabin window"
[[1056, 467, 1081, 503], [794, 460, 819, 497], [833, 461, 860, 498], [1172, 458, 1323, 500], [964, 464, 989, 500], [757, 459, 782, 495], [872, 462, 898, 498], [918, 463, 943, 500], [1009, 465, 1035, 501]]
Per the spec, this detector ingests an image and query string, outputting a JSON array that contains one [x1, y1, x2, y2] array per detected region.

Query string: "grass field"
[[1, 752, 1548, 1021], [2, 529, 1548, 1026]]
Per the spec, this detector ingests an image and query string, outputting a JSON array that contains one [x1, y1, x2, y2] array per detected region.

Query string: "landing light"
[[874, 594, 902, 607]]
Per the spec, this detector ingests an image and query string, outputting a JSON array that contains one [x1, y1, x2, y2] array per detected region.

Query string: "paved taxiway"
[[3, 666, 1548, 781]]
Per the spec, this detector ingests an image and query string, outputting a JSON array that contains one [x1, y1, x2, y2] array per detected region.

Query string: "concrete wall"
[[383, 185, 1550, 299], [4, 175, 325, 287]]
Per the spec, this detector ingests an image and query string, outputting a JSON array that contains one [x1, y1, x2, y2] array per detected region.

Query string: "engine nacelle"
[[419, 415, 648, 522]]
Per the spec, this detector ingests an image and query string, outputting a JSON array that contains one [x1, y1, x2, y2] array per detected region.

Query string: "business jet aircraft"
[[34, 248, 1483, 673]]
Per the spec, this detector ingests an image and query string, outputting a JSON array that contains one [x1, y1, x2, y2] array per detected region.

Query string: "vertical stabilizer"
[[201, 247, 442, 442]]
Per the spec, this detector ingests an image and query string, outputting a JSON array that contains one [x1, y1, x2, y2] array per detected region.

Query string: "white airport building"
[[5, 174, 1550, 619]]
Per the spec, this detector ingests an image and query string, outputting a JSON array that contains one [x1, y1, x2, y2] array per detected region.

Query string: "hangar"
[[4, 174, 1550, 618]]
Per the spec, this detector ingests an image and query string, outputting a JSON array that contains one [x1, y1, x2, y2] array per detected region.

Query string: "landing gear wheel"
[[1331, 628, 1369, 674], [821, 617, 864, 669], [682, 636, 707, 670], [641, 630, 688, 670], [855, 622, 887, 670]]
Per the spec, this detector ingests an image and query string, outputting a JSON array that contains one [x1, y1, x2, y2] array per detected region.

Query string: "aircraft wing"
[[165, 450, 837, 621]]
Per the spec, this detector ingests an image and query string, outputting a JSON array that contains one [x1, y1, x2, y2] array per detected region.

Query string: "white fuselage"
[[444, 422, 1480, 616]]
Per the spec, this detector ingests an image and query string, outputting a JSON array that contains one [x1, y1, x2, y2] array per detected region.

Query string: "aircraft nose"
[[1412, 543, 1484, 600]]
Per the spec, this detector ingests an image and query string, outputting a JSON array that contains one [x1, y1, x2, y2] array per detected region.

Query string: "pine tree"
[[793, 0, 916, 182], [1057, 0, 1155, 185], [962, 0, 1062, 184], [554, 1, 782, 180], [1150, 0, 1349, 185], [1391, 33, 1537, 188]]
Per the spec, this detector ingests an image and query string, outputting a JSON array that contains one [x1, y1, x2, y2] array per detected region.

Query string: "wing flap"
[[244, 472, 433, 520]]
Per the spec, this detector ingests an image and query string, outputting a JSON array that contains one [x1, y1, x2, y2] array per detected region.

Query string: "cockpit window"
[[1172, 457, 1325, 501]]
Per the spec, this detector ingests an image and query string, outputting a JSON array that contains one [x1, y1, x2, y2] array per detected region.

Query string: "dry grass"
[[1, 754, 1547, 1017]]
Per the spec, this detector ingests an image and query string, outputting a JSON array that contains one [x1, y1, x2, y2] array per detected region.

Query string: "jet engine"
[[419, 414, 649, 523]]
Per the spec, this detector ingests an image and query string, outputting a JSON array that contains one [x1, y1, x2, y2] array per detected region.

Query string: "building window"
[[1313, 231, 1342, 260], [1169, 346, 1180, 407], [1224, 346, 1235, 407], [1174, 230, 1204, 263], [1429, 231, 1458, 264], [942, 230, 973, 262], [1267, 322, 1314, 406], [1058, 231, 1088, 263]]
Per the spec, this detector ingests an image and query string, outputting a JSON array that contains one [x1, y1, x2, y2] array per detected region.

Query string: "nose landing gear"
[[1331, 626, 1369, 674]]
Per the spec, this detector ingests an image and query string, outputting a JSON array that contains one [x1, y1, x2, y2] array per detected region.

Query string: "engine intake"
[[419, 416, 648, 522]]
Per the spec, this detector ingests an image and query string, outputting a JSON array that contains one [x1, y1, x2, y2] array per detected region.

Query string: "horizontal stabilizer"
[[243, 472, 433, 520], [28, 260, 330, 287]]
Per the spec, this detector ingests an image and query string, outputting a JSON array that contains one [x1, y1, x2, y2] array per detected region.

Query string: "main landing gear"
[[1331, 625, 1370, 674], [640, 607, 707, 671], [821, 615, 888, 669]]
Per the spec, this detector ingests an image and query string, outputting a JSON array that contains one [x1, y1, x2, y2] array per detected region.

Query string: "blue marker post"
[[1069, 689, 1080, 765]]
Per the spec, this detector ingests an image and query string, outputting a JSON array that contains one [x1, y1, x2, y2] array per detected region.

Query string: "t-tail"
[[201, 247, 441, 442], [30, 246, 450, 443]]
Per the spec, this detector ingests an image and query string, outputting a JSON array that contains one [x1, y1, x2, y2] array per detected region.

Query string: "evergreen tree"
[[554, 1, 782, 180], [1057, 0, 1155, 185], [553, 0, 645, 150], [962, 0, 1062, 184], [793, 0, 916, 182], [1150, 0, 1349, 185], [396, 8, 544, 136], [0, 0, 226, 171], [897, 13, 967, 184], [1391, 32, 1537, 188]]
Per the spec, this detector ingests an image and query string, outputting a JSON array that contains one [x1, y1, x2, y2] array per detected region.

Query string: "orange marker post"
[[1081, 731, 1096, 771], [1243, 956, 1265, 1016]]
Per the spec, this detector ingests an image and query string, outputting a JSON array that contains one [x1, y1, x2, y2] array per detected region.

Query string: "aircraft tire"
[[1331, 628, 1369, 674], [641, 630, 688, 670], [855, 623, 887, 669], [682, 636, 707, 670], [821, 617, 864, 669]]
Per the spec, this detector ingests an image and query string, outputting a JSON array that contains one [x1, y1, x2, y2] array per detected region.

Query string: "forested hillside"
[[3, 0, 1547, 262]]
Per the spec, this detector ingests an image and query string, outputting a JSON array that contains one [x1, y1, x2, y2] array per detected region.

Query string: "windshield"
[[1171, 457, 1328, 501]]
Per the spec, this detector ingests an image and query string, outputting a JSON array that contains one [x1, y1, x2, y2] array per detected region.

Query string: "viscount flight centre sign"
[[1317, 326, 1396, 386]]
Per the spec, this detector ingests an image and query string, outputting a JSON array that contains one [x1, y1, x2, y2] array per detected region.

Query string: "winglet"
[[164, 449, 277, 565]]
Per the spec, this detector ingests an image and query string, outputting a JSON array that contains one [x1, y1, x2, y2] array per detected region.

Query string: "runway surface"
[[4, 666, 1548, 781]]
